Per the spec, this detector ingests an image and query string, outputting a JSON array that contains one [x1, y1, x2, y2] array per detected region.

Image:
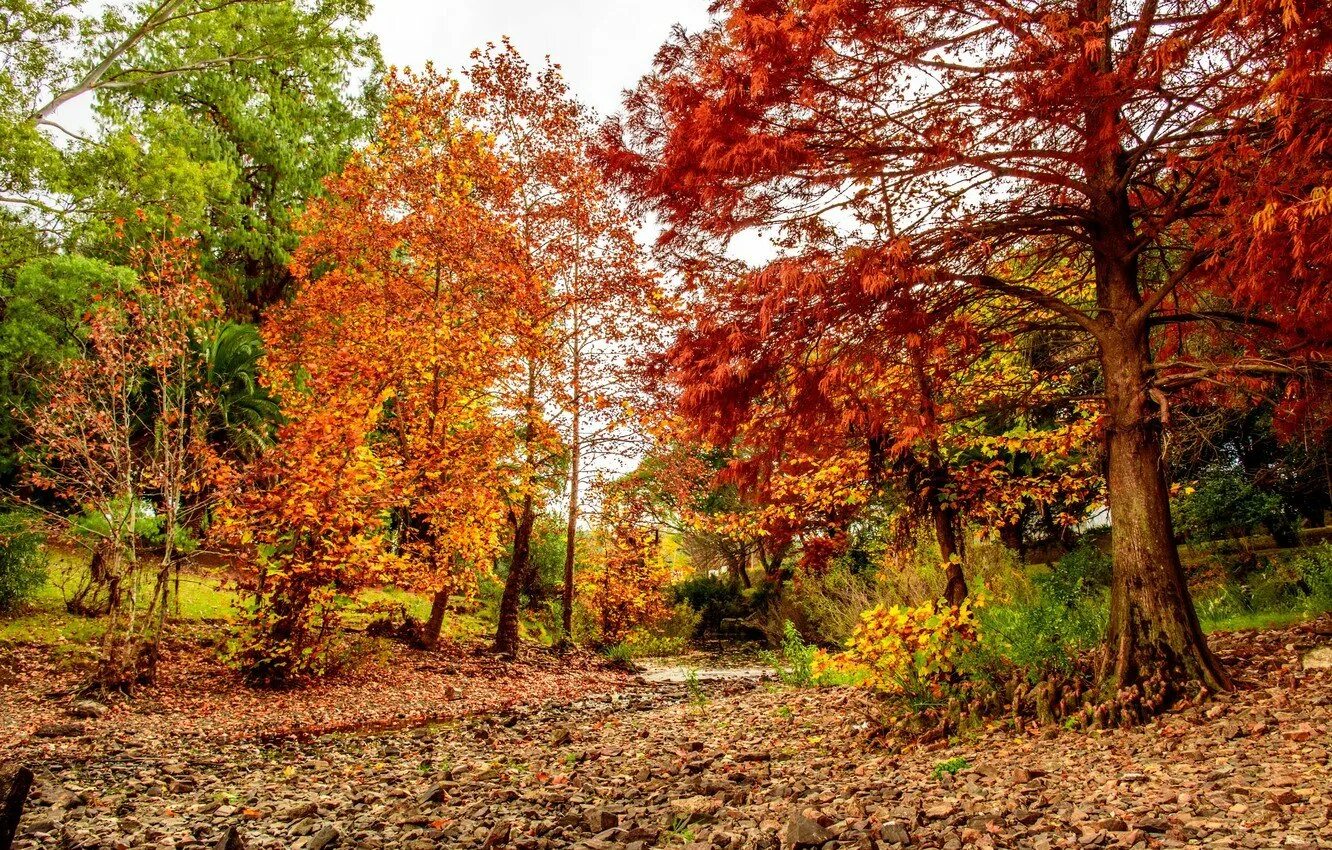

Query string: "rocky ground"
[[4, 619, 1331, 850]]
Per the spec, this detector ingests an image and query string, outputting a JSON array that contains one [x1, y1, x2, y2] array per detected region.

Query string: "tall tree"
[[604, 0, 1332, 692], [221, 69, 520, 678], [464, 43, 651, 654]]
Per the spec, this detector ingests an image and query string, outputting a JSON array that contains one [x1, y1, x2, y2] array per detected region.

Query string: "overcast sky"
[[367, 0, 714, 119]]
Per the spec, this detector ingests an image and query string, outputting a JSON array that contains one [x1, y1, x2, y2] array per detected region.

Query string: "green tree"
[[0, 254, 136, 482]]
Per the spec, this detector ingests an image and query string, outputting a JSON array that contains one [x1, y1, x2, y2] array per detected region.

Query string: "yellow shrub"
[[841, 598, 982, 695]]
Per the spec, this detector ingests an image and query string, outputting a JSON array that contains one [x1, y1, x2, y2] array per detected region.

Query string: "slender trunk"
[[495, 496, 536, 656], [562, 350, 581, 641], [909, 348, 968, 607], [931, 498, 968, 608], [422, 588, 449, 650]]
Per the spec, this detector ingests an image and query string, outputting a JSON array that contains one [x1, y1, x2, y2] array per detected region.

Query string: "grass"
[[1201, 607, 1325, 634], [0, 546, 473, 649]]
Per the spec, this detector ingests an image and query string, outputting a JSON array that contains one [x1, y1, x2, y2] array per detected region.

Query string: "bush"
[[841, 599, 983, 696], [1290, 544, 1332, 608], [1174, 468, 1298, 547], [1195, 543, 1332, 628], [974, 592, 1106, 680], [970, 542, 1108, 680], [764, 620, 867, 687], [0, 511, 47, 611], [668, 573, 748, 633]]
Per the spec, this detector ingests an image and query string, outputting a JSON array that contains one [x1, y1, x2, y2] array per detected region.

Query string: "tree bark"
[[1, 765, 33, 850], [495, 497, 536, 656], [562, 333, 581, 641], [421, 588, 449, 650], [1076, 0, 1228, 693], [932, 501, 968, 608], [1099, 335, 1230, 692]]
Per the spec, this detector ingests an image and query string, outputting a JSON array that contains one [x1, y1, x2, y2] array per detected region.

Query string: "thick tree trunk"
[[1074, 9, 1229, 693], [495, 497, 536, 656], [1100, 343, 1230, 692], [421, 588, 449, 650]]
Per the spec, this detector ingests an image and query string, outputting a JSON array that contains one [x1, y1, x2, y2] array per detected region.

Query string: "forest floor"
[[4, 619, 1332, 850]]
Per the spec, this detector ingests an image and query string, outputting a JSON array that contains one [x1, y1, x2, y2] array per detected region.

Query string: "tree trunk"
[[1100, 342, 1230, 692], [421, 588, 449, 650], [562, 430, 579, 641], [1, 765, 33, 850], [937, 503, 969, 610], [1075, 10, 1229, 693], [495, 497, 536, 656]]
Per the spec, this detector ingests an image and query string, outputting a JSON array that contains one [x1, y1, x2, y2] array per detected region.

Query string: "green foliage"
[[0, 255, 136, 480], [194, 321, 280, 457], [1174, 467, 1297, 547], [668, 573, 748, 632], [604, 642, 634, 663], [1038, 540, 1111, 604], [770, 619, 818, 687], [1196, 543, 1332, 631], [0, 511, 47, 611], [932, 757, 970, 779], [72, 499, 198, 554], [971, 544, 1109, 680], [684, 667, 707, 706]]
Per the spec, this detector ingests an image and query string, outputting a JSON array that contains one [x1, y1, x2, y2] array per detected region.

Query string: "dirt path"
[[5, 622, 1331, 850]]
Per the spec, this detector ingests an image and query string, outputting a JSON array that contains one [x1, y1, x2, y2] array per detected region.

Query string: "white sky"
[[367, 0, 714, 120]]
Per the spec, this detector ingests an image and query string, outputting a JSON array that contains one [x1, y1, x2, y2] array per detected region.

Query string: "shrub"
[[974, 592, 1106, 680], [668, 573, 748, 632], [970, 542, 1108, 680], [0, 511, 47, 611], [842, 599, 983, 696], [1174, 467, 1298, 547], [1290, 544, 1332, 609]]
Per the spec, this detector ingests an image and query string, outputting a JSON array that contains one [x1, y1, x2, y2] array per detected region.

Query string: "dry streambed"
[[7, 624, 1332, 850]]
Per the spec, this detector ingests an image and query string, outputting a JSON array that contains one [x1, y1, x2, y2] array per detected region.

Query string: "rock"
[[585, 808, 618, 832], [278, 802, 320, 821], [924, 803, 955, 820], [483, 821, 511, 847], [417, 786, 446, 805], [785, 812, 833, 848], [32, 721, 84, 738], [67, 700, 108, 719], [669, 796, 722, 824], [214, 826, 246, 850], [1301, 645, 1332, 670], [880, 820, 912, 845], [305, 824, 339, 850]]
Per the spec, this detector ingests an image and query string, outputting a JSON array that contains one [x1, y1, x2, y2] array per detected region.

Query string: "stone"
[[483, 821, 512, 847], [305, 825, 339, 850], [68, 700, 109, 719], [785, 812, 833, 848], [214, 826, 246, 850], [669, 796, 722, 824], [880, 820, 912, 845], [1301, 645, 1332, 670], [585, 808, 618, 832], [33, 722, 84, 738]]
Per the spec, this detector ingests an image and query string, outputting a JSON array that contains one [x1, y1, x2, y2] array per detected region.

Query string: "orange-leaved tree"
[[604, 0, 1332, 694], [25, 230, 217, 690], [219, 69, 522, 680], [463, 42, 655, 653]]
